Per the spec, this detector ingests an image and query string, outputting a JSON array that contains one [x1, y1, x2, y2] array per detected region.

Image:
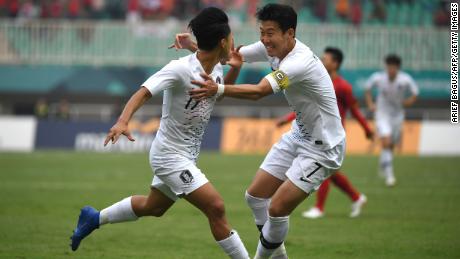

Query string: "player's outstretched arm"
[[364, 89, 376, 113], [345, 86, 374, 139], [104, 87, 152, 146], [350, 103, 374, 139], [190, 73, 273, 101], [403, 95, 417, 107]]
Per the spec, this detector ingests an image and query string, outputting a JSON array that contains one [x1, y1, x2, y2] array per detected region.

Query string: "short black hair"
[[256, 3, 297, 33], [324, 47, 344, 69], [188, 7, 230, 51], [385, 54, 402, 67]]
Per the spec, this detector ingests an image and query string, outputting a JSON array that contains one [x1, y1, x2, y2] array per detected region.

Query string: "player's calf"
[[245, 191, 270, 231], [131, 195, 172, 217], [255, 216, 289, 259], [185, 183, 249, 258]]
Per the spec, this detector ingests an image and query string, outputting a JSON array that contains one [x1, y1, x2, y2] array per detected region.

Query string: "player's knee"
[[268, 202, 288, 217], [381, 137, 392, 148], [206, 199, 226, 220]]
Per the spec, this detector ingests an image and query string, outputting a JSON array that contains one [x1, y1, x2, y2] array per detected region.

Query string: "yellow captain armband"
[[270, 70, 290, 90]]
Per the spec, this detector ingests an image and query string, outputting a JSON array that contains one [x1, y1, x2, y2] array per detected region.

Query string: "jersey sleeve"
[[142, 61, 185, 96], [239, 41, 269, 63], [264, 59, 304, 93], [406, 74, 419, 96], [364, 72, 380, 90], [343, 82, 358, 108]]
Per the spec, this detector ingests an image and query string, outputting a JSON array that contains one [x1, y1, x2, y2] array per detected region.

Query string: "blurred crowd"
[[0, 0, 452, 26], [0, 0, 259, 21]]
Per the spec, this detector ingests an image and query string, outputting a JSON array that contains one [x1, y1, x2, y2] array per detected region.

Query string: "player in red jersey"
[[276, 47, 373, 218]]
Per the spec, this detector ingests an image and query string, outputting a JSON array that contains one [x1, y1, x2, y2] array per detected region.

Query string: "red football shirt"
[[282, 76, 371, 135]]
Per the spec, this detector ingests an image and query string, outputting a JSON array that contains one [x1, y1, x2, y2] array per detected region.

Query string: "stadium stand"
[[0, 0, 452, 26], [0, 0, 451, 121]]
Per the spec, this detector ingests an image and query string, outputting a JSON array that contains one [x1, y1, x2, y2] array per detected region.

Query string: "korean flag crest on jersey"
[[270, 70, 289, 90]]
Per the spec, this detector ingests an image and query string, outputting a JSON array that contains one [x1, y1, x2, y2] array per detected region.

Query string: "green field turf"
[[0, 151, 459, 259]]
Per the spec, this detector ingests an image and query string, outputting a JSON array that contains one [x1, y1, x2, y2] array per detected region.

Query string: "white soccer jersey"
[[142, 53, 223, 165], [364, 71, 419, 119], [240, 40, 346, 151]]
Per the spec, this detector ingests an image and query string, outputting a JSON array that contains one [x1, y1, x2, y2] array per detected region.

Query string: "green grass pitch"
[[0, 151, 459, 259]]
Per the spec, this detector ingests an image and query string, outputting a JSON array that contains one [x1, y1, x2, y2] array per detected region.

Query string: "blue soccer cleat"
[[70, 206, 100, 251]]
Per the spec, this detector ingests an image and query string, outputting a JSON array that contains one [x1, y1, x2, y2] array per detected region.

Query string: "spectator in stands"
[[106, 0, 125, 20], [433, 0, 450, 27], [88, 0, 106, 19], [170, 0, 200, 20], [336, 0, 349, 20], [139, 0, 175, 20], [128, 0, 176, 23], [67, 0, 81, 19], [369, 0, 386, 22], [6, 0, 19, 17], [41, 0, 64, 19], [350, 0, 362, 26], [17, 0, 39, 22], [56, 98, 70, 120], [311, 0, 328, 22], [0, 0, 8, 16], [35, 98, 49, 119], [246, 0, 259, 23], [126, 0, 141, 22]]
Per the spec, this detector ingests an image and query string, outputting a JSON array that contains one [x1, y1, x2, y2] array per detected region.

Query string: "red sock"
[[315, 178, 330, 211], [331, 171, 360, 202]]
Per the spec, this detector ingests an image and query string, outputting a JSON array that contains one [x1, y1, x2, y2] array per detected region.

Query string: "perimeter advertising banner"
[[34, 118, 222, 152], [220, 118, 425, 155], [0, 116, 37, 152], [1, 116, 458, 155]]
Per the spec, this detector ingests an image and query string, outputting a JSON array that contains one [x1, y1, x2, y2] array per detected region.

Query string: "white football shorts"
[[260, 132, 345, 194], [376, 114, 403, 143], [150, 156, 209, 202]]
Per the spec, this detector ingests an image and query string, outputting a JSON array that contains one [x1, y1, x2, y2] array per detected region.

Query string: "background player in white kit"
[[187, 4, 346, 259], [70, 7, 250, 259], [365, 54, 419, 187]]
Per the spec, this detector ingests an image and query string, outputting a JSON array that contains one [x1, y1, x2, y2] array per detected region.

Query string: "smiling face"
[[259, 20, 295, 59]]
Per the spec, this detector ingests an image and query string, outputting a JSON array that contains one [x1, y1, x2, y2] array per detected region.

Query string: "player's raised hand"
[[190, 73, 218, 101], [168, 33, 196, 52], [104, 120, 135, 146], [226, 45, 243, 69]]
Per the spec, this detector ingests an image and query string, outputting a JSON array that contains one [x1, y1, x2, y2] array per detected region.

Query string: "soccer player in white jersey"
[[184, 4, 346, 258], [70, 7, 250, 258], [365, 54, 419, 187]]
